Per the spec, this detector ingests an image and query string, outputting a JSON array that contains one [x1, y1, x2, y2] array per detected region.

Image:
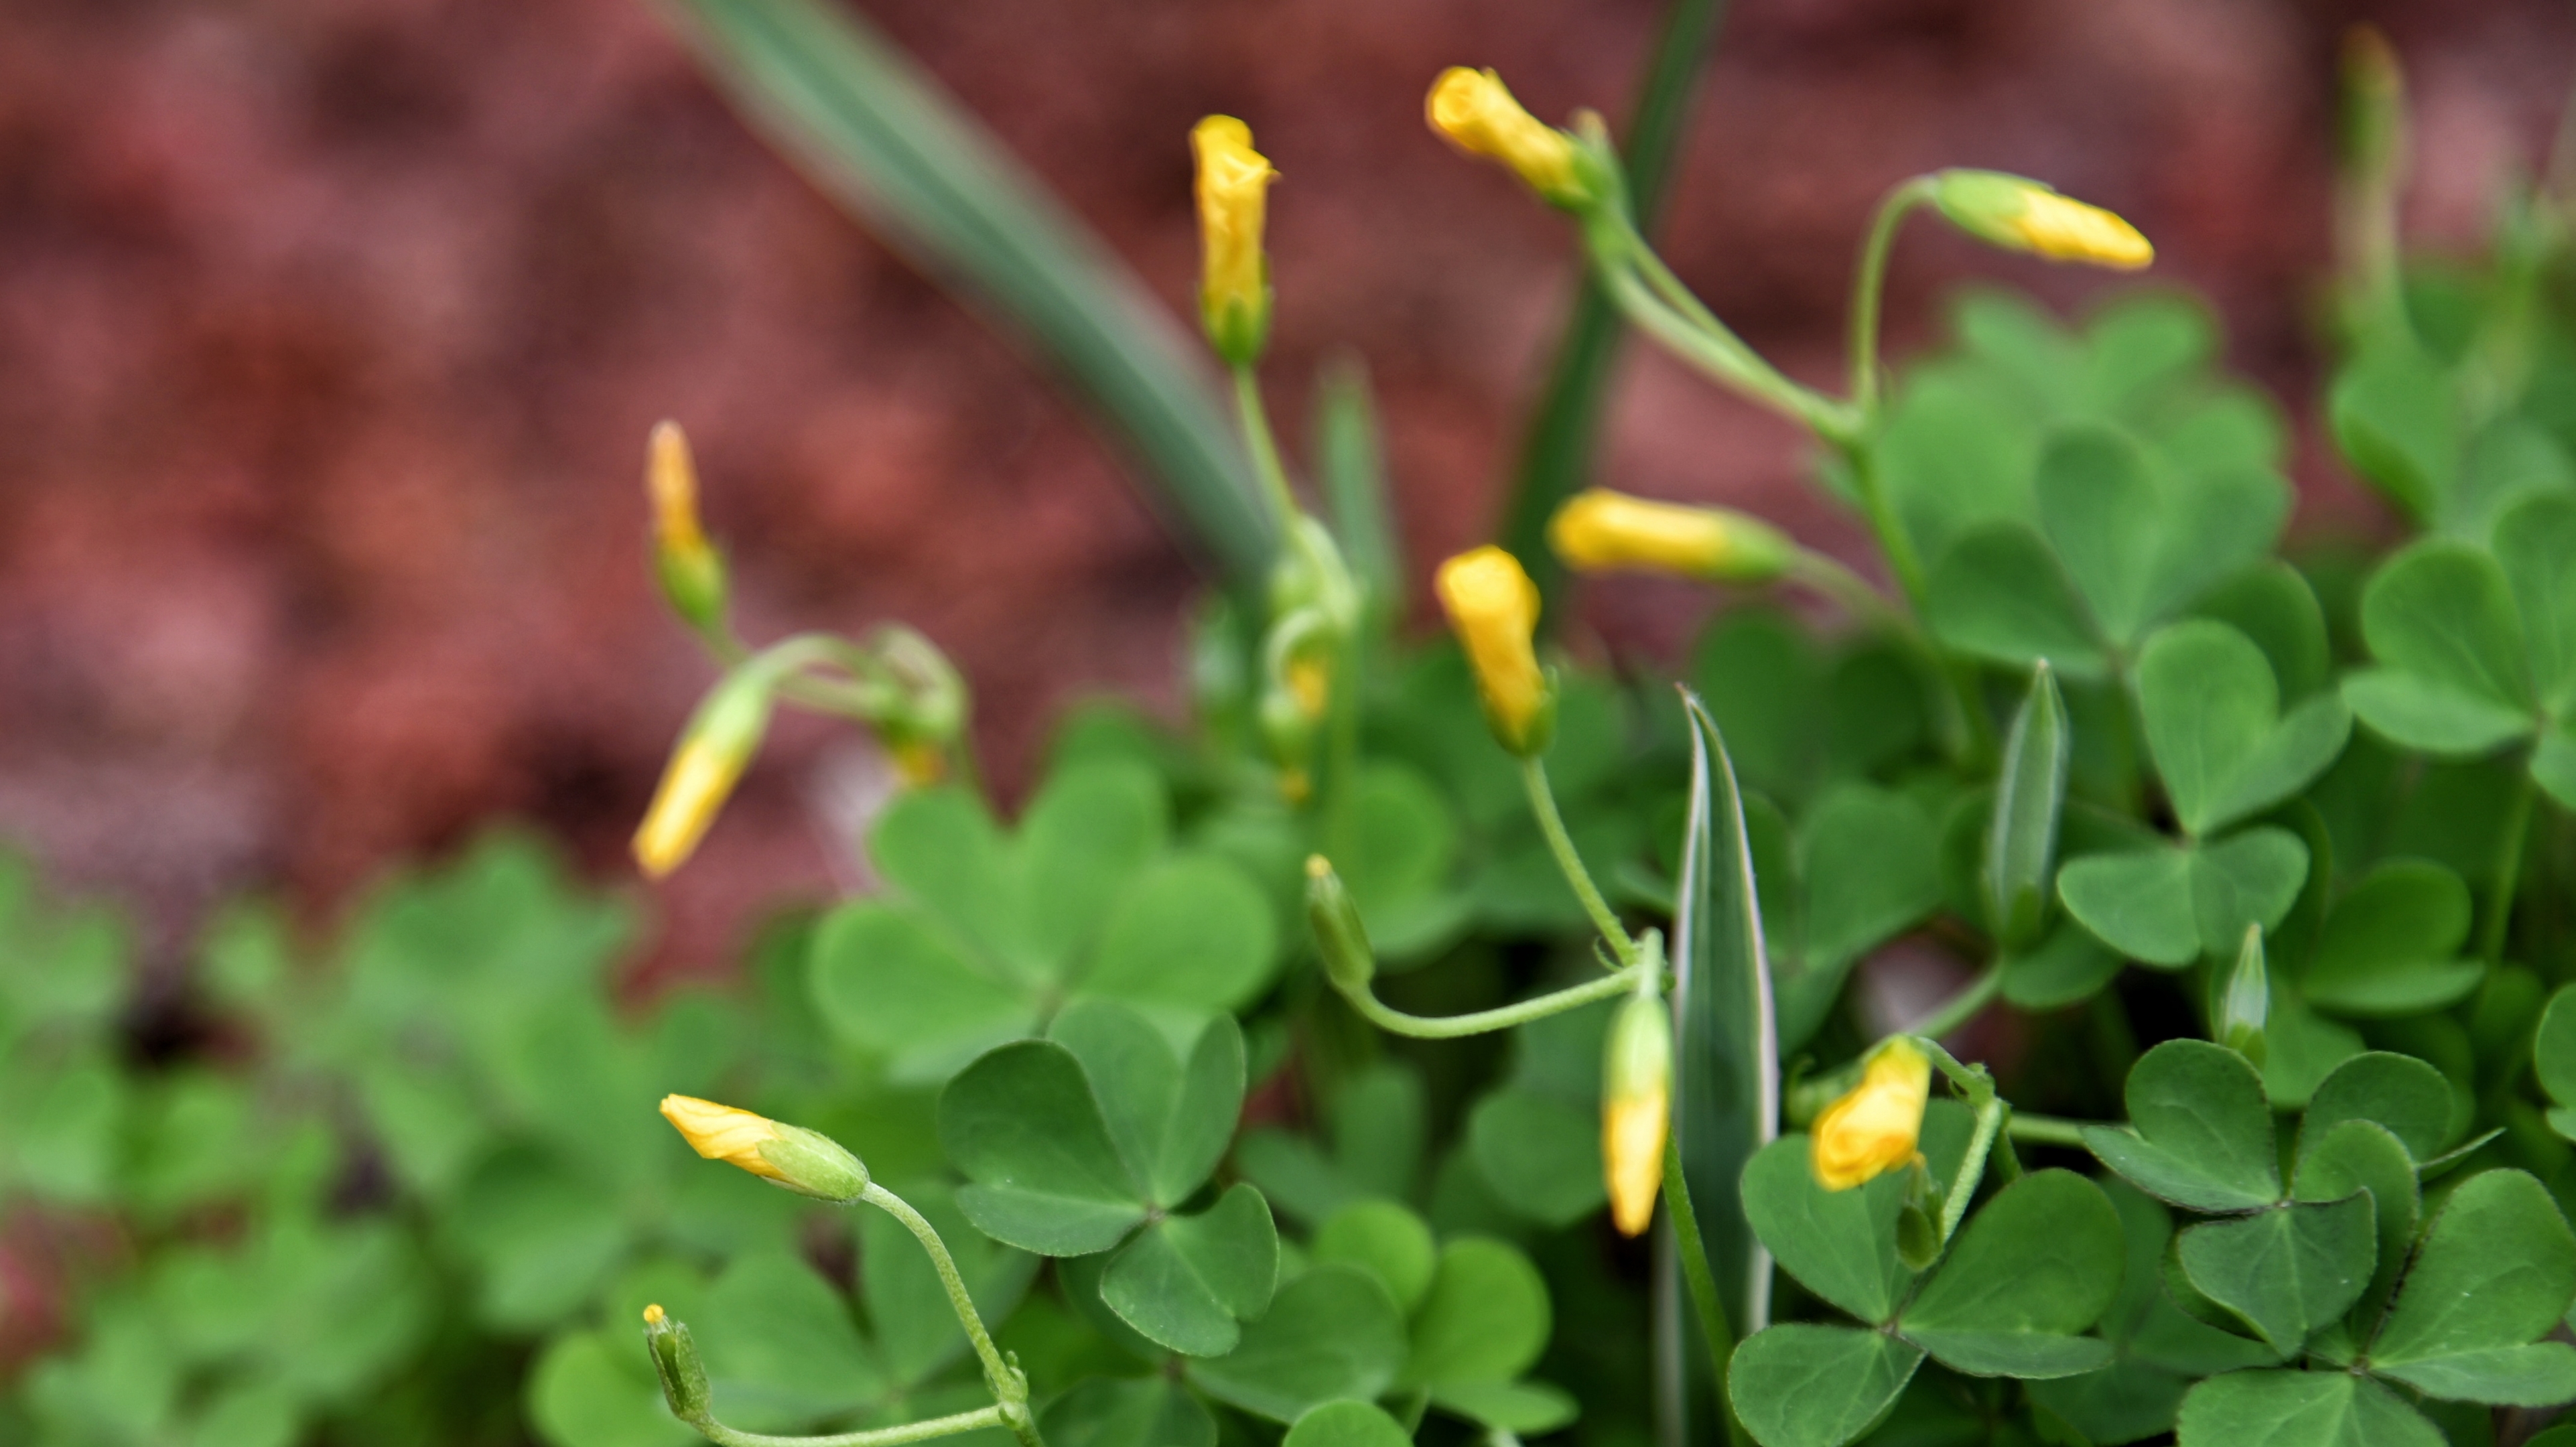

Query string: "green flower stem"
[[2482, 765, 2538, 963], [1659, 1133, 1753, 1447], [1337, 960, 1653, 1039], [859, 1184, 1028, 1427], [1521, 756, 1639, 966], [1783, 549, 1987, 766], [1834, 439, 1927, 613], [689, 1405, 1010, 1447], [1942, 1097, 2005, 1246], [1904, 962, 2005, 1042], [1232, 365, 1304, 537], [1585, 212, 1860, 447], [2002, 1113, 2092, 1148], [1848, 178, 1938, 418]]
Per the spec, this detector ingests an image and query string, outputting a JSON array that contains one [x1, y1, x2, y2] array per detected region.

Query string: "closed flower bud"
[[2218, 924, 2269, 1068], [659, 1094, 870, 1202], [1304, 855, 1376, 993], [633, 667, 776, 880], [867, 626, 969, 787], [647, 421, 728, 634], [1426, 68, 1591, 209], [1931, 170, 2153, 271], [1601, 987, 1673, 1237], [641, 1304, 711, 1424], [1811, 1037, 1930, 1191], [1434, 546, 1554, 756], [1548, 489, 1794, 583], [1192, 115, 1278, 366]]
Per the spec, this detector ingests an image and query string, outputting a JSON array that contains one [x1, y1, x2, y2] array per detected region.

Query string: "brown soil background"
[[1, 0, 2569, 980]]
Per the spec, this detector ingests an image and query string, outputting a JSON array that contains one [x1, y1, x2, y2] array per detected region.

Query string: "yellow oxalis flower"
[[1811, 1037, 1931, 1191], [632, 737, 747, 880], [1425, 68, 1585, 206], [1434, 545, 1549, 755]]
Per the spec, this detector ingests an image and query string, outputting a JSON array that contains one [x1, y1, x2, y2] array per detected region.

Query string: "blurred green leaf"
[[1040, 1378, 1217, 1447], [1401, 1238, 1550, 1389], [1312, 1201, 1437, 1315], [2138, 621, 2350, 837]]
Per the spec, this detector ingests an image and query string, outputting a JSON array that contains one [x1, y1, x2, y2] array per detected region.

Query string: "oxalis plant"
[[612, 25, 2576, 1447]]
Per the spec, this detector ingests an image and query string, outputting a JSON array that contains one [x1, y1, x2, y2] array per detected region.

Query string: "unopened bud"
[[1434, 546, 1554, 757], [1931, 170, 2153, 271], [633, 665, 776, 880], [1426, 68, 1595, 210], [1601, 979, 1672, 1237], [1548, 489, 1794, 583], [1305, 855, 1376, 993], [1192, 115, 1278, 366], [647, 421, 728, 634], [2219, 925, 2269, 1068], [642, 1304, 711, 1424], [659, 1095, 870, 1202], [1811, 1037, 1929, 1192]]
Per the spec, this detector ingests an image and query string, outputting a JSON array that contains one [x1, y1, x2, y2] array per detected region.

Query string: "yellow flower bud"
[[1286, 655, 1331, 721], [1434, 546, 1552, 756], [890, 740, 947, 787], [659, 1094, 870, 1201], [1931, 170, 2153, 271], [1810, 1037, 1931, 1191], [633, 667, 774, 879], [1548, 489, 1795, 583], [1192, 115, 1277, 366], [647, 421, 727, 632], [1426, 68, 1589, 208], [1602, 990, 1672, 1237]]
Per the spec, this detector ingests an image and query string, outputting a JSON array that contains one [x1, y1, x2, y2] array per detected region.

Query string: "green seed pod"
[[2218, 924, 2270, 1069], [1304, 855, 1376, 993], [642, 1305, 711, 1424]]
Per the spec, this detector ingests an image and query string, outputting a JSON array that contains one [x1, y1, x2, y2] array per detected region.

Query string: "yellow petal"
[[1426, 67, 1584, 205], [1810, 1038, 1930, 1191], [1434, 546, 1548, 754], [659, 1095, 787, 1181]]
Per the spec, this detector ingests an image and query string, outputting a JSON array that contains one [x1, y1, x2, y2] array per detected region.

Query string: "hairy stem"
[[693, 1406, 1009, 1447], [1337, 961, 1653, 1039]]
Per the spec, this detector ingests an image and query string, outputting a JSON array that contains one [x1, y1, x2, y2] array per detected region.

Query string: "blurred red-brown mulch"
[[0, 0, 2567, 980]]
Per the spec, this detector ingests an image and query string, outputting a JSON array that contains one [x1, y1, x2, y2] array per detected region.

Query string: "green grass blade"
[[1674, 689, 1778, 1336], [1500, 0, 1732, 608], [1313, 354, 1400, 622], [659, 0, 1275, 589]]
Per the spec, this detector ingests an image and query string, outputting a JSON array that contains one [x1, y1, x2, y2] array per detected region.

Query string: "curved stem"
[[860, 1184, 1020, 1405], [1849, 178, 1938, 418], [2483, 766, 2538, 963], [1905, 962, 2005, 1042], [1522, 756, 1638, 965], [691, 1406, 1008, 1447], [1231, 365, 1303, 535], [1587, 216, 1860, 447], [1338, 962, 1652, 1039], [2003, 1112, 2094, 1149]]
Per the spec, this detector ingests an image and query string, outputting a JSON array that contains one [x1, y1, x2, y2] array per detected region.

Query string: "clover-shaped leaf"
[[2343, 493, 2576, 811], [2057, 828, 2307, 967], [2534, 985, 2576, 1142], [2137, 620, 2350, 837], [2173, 1194, 2373, 1359], [813, 762, 1277, 1081], [1187, 1265, 1406, 1422], [1728, 1325, 1924, 1447], [2082, 1041, 2279, 1213], [2177, 1369, 2442, 1447], [1893, 1170, 2124, 1379], [2297, 863, 2482, 1017], [2366, 1168, 2576, 1405], [938, 1005, 1275, 1357]]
